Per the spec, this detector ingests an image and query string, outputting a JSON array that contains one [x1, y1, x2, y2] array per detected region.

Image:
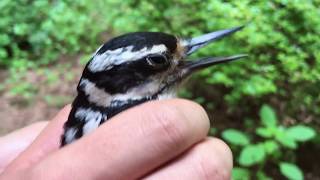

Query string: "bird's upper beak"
[[179, 26, 247, 76]]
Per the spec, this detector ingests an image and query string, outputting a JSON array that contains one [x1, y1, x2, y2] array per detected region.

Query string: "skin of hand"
[[0, 99, 233, 180]]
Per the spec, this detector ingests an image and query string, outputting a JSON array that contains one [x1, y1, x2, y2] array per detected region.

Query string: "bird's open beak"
[[180, 26, 247, 76]]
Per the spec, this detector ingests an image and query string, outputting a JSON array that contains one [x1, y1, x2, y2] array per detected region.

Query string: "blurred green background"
[[0, 0, 319, 179]]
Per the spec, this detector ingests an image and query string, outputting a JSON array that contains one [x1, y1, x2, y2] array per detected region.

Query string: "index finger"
[[29, 99, 210, 180], [4, 105, 71, 172]]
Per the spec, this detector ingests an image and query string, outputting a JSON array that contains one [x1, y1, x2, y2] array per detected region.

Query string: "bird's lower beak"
[[180, 26, 247, 77]]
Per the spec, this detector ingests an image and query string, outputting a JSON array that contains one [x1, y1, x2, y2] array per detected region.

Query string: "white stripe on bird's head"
[[88, 44, 167, 72]]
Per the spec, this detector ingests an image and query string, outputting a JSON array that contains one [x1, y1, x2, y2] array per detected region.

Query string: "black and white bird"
[[61, 26, 247, 146]]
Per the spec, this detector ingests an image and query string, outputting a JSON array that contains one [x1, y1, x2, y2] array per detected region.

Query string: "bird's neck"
[[61, 87, 176, 145], [72, 91, 155, 121]]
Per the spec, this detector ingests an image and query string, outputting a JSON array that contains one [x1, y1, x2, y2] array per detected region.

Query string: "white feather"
[[88, 44, 167, 72], [65, 128, 78, 144], [112, 81, 160, 101], [80, 78, 112, 107], [80, 78, 161, 107], [82, 117, 102, 135], [75, 108, 105, 135], [157, 91, 177, 100]]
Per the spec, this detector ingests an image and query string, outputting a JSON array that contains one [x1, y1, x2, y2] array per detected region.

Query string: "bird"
[[61, 26, 247, 146]]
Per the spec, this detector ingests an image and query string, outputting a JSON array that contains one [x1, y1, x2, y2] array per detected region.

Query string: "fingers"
[[4, 105, 71, 172], [143, 137, 233, 180], [29, 99, 210, 180], [0, 121, 48, 173]]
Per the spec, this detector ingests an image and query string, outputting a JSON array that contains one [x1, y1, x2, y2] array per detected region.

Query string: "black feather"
[[97, 32, 177, 54]]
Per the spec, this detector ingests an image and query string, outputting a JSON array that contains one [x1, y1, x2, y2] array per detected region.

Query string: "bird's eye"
[[146, 54, 169, 68]]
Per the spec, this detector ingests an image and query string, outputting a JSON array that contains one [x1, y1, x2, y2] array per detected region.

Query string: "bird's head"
[[79, 26, 246, 107]]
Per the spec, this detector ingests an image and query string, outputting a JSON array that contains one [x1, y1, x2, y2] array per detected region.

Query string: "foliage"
[[96, 0, 320, 117], [222, 129, 250, 146], [221, 104, 315, 179], [280, 162, 304, 180], [97, 3, 320, 177], [0, 0, 106, 67], [2, 1, 320, 118], [1, 1, 320, 178]]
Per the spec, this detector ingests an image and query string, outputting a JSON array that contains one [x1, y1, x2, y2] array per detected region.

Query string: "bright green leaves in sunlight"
[[280, 162, 304, 180], [256, 105, 316, 149], [256, 127, 274, 138], [223, 104, 315, 179], [0, 0, 107, 66], [222, 129, 250, 146], [262, 140, 279, 155], [275, 130, 298, 149], [286, 125, 316, 142], [232, 167, 250, 180], [260, 104, 277, 127], [239, 144, 265, 166]]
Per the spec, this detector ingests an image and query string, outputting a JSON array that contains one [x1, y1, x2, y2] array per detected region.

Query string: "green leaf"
[[279, 162, 303, 180], [0, 48, 8, 59], [222, 129, 250, 146], [257, 171, 272, 180], [286, 125, 316, 142], [263, 140, 279, 154], [276, 132, 297, 149], [239, 144, 266, 166], [13, 23, 29, 36], [256, 127, 273, 138], [259, 104, 277, 127], [232, 167, 250, 180], [0, 34, 10, 46]]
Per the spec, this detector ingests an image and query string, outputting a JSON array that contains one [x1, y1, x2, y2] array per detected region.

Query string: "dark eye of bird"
[[146, 54, 169, 68]]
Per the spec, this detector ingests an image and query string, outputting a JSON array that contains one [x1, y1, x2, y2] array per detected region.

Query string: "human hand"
[[0, 99, 232, 180]]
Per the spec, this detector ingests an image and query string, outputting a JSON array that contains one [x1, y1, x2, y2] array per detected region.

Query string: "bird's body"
[[61, 28, 246, 146]]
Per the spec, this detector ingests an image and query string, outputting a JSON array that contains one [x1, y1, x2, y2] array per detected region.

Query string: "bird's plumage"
[[61, 32, 180, 145], [61, 28, 246, 146]]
